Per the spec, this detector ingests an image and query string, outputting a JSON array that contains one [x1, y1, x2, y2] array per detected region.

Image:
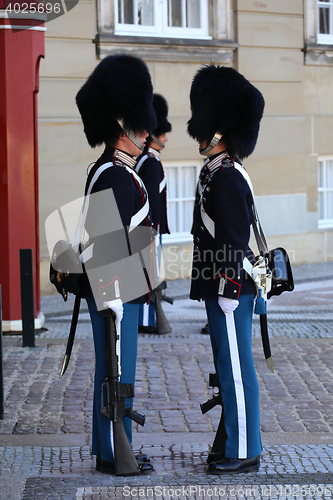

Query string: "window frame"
[[114, 0, 210, 39], [304, 0, 333, 65], [95, 0, 236, 64], [318, 0, 333, 44], [318, 156, 333, 229], [115, 0, 160, 36], [162, 160, 203, 244]]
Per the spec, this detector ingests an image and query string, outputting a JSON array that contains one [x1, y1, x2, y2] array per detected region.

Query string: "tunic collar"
[[207, 150, 230, 172], [148, 147, 161, 158], [114, 149, 137, 169]]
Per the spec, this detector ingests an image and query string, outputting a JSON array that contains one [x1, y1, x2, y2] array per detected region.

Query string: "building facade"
[[38, 0, 333, 293]]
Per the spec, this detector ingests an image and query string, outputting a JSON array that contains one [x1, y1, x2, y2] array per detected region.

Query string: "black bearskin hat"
[[76, 54, 157, 147], [187, 65, 265, 159], [152, 94, 172, 137]]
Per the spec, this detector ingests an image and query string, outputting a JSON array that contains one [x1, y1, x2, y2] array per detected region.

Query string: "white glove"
[[103, 298, 123, 323], [218, 296, 239, 315], [154, 234, 160, 248]]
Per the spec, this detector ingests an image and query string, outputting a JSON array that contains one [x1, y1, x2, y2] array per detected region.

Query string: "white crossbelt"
[[159, 176, 166, 193], [199, 162, 256, 276], [135, 154, 148, 173], [72, 162, 113, 254], [123, 164, 150, 232], [73, 161, 150, 262], [136, 153, 166, 194]]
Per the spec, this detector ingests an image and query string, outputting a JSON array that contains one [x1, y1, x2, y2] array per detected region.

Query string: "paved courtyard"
[[1, 262, 333, 499]]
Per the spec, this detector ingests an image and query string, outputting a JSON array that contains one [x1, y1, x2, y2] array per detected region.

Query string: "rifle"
[[156, 280, 174, 305], [151, 281, 173, 334], [101, 309, 145, 476], [200, 373, 222, 414], [201, 373, 227, 459]]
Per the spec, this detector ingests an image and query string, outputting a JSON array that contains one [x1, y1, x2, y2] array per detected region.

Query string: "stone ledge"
[[304, 43, 333, 66], [94, 34, 238, 63]]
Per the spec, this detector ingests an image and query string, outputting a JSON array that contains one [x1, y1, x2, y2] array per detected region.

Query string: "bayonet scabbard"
[[260, 314, 274, 372], [59, 295, 81, 378]]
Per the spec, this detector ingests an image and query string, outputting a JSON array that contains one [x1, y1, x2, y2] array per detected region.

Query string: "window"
[[318, 157, 333, 228], [115, 0, 209, 38], [318, 0, 333, 43], [304, 0, 333, 65], [163, 160, 202, 242], [96, 0, 235, 64]]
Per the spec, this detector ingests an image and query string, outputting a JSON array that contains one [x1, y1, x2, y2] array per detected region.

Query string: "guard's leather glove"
[[103, 298, 123, 323], [218, 297, 239, 315]]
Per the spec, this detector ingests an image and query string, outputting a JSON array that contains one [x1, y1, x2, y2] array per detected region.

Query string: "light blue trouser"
[[205, 294, 262, 459], [86, 297, 139, 462], [138, 301, 156, 327], [138, 235, 162, 328]]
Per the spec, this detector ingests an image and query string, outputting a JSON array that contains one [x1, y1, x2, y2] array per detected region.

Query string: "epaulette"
[[207, 151, 232, 173], [147, 151, 161, 161], [113, 157, 124, 168], [221, 156, 234, 169]]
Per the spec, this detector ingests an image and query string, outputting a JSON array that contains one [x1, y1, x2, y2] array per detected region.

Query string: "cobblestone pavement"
[[1, 262, 333, 499]]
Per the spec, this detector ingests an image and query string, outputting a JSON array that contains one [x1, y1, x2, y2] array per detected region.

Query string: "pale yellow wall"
[[38, 0, 333, 294], [38, 0, 101, 257], [146, 60, 203, 162], [233, 1, 332, 268], [236, 0, 303, 16]]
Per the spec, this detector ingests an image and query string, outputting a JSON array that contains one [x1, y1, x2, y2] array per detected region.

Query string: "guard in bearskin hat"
[[75, 53, 157, 475], [188, 65, 265, 474], [135, 94, 172, 333]]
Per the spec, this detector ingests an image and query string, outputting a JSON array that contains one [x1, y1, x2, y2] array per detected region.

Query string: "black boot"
[[138, 325, 158, 334], [135, 454, 154, 473], [96, 456, 115, 474], [208, 455, 260, 475], [206, 451, 225, 464], [201, 323, 209, 334], [96, 454, 154, 474]]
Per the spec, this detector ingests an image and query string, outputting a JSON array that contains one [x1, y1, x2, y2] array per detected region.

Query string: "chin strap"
[[151, 133, 165, 149], [117, 119, 144, 152], [199, 132, 223, 155]]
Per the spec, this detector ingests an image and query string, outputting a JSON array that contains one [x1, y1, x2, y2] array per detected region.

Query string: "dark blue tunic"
[[190, 152, 256, 300]]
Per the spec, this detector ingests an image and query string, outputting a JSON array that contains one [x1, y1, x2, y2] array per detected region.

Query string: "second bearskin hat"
[[76, 54, 157, 148], [152, 94, 172, 137], [187, 65, 265, 159]]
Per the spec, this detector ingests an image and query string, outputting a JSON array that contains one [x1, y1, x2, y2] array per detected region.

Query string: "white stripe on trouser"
[[110, 421, 114, 455], [225, 312, 247, 458], [142, 303, 149, 326]]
